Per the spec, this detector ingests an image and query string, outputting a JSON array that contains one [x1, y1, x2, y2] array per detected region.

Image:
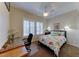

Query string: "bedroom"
[[0, 2, 79, 57]]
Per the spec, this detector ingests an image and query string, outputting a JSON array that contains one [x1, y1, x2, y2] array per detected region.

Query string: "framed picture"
[[54, 23, 60, 30], [5, 2, 10, 11]]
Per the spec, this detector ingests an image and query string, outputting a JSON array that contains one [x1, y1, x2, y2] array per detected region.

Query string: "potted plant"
[[8, 30, 16, 43], [2, 42, 8, 49], [2, 30, 16, 49]]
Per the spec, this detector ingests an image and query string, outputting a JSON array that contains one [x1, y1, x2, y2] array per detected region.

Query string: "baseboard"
[[67, 42, 79, 49]]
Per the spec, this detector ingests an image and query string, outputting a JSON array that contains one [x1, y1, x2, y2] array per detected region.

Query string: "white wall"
[[0, 3, 9, 49], [74, 12, 79, 48], [48, 10, 79, 48]]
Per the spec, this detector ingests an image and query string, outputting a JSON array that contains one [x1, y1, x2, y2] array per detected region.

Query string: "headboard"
[[51, 30, 67, 39]]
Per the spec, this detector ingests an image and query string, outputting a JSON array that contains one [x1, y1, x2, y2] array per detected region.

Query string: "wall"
[[0, 3, 9, 49], [10, 6, 48, 42], [75, 12, 79, 48], [48, 10, 79, 48]]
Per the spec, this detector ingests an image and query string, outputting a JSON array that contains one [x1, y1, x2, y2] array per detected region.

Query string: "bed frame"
[[38, 30, 67, 56]]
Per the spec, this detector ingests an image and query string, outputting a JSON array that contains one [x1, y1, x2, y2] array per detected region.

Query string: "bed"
[[38, 30, 67, 56]]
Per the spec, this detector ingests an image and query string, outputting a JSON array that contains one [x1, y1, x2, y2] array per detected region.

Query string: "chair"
[[23, 33, 33, 52]]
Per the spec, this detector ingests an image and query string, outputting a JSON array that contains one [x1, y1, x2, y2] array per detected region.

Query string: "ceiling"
[[11, 2, 78, 19]]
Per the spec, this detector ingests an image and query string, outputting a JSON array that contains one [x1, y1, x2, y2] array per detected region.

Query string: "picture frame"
[[5, 2, 10, 11], [54, 23, 60, 30]]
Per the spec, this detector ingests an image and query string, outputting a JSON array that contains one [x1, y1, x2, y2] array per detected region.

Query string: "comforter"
[[39, 35, 66, 56]]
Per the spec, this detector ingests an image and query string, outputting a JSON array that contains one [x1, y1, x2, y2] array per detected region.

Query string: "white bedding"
[[39, 35, 66, 56]]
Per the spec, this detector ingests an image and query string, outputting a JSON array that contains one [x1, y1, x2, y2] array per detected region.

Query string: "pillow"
[[57, 32, 64, 36], [51, 31, 58, 36], [51, 31, 64, 36]]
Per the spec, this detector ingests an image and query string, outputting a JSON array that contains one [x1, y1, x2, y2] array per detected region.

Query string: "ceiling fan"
[[40, 2, 55, 17]]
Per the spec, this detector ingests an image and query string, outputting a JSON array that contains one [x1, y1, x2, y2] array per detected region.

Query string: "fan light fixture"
[[43, 12, 48, 17]]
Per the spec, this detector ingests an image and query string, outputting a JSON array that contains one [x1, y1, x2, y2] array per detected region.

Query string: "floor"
[[25, 42, 79, 57], [0, 46, 28, 57], [0, 41, 79, 57], [0, 37, 24, 53]]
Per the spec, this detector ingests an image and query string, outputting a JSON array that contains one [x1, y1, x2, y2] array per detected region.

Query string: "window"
[[29, 21, 35, 35], [23, 20, 29, 36], [23, 20, 43, 36], [36, 22, 40, 34], [40, 22, 43, 34], [36, 22, 43, 34]]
